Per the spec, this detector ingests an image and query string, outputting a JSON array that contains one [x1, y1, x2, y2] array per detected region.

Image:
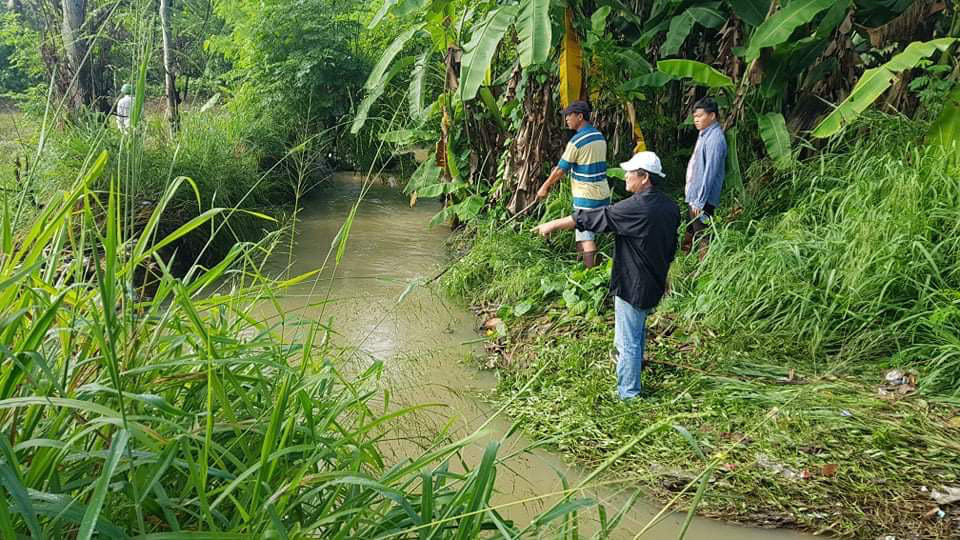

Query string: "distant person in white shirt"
[[115, 84, 134, 134]]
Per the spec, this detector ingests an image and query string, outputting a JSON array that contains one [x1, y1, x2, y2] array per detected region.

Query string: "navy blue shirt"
[[574, 188, 680, 310]]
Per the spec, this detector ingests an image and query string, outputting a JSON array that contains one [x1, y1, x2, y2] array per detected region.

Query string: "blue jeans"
[[614, 296, 648, 399]]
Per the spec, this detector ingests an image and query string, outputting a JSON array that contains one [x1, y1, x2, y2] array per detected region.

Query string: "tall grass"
[[11, 107, 326, 271], [0, 71, 645, 540], [665, 116, 960, 395], [0, 131, 642, 537]]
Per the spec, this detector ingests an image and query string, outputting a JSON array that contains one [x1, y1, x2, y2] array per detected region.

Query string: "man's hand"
[[532, 223, 553, 237], [690, 206, 702, 218], [536, 183, 551, 201], [538, 167, 565, 200]]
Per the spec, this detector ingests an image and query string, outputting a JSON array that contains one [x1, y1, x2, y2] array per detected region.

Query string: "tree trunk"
[[504, 76, 559, 215], [61, 0, 91, 111], [159, 0, 179, 133]]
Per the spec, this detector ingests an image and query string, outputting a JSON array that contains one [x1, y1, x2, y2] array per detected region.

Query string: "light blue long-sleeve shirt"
[[684, 123, 727, 210]]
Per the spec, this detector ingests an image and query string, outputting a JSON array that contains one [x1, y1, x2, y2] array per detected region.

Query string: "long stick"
[[501, 197, 541, 226]]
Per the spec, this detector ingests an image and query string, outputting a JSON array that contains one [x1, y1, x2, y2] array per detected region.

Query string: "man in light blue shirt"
[[682, 97, 727, 257]]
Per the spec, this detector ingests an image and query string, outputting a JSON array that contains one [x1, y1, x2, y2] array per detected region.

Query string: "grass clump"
[[443, 115, 960, 538], [445, 224, 562, 306], [666, 117, 960, 395], [6, 105, 329, 271]]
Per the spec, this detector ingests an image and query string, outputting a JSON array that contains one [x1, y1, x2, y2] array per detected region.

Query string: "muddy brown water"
[[259, 172, 810, 539]]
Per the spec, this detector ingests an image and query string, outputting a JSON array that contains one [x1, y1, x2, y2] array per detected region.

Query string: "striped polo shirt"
[[556, 124, 610, 209]]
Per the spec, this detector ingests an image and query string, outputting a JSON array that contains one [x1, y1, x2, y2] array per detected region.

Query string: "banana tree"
[[354, 0, 553, 134], [928, 84, 960, 168], [613, 0, 955, 172], [354, 0, 957, 225], [354, 0, 558, 222], [811, 37, 958, 138]]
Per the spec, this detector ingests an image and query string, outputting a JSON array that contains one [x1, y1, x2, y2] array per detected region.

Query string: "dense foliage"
[[355, 0, 959, 222], [210, 0, 369, 128]]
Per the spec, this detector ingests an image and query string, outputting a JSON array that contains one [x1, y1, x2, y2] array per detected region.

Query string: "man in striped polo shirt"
[[536, 100, 610, 268]]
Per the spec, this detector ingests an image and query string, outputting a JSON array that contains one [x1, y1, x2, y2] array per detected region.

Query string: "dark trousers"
[[681, 203, 714, 256]]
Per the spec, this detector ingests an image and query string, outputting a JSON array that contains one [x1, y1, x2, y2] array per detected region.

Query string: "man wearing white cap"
[[533, 151, 680, 399]]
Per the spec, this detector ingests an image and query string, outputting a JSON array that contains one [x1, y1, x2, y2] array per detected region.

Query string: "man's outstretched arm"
[[534, 203, 627, 238], [532, 216, 575, 237]]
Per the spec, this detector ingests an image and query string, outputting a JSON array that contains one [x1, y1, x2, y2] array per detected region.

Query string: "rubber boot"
[[681, 229, 694, 254], [575, 241, 584, 262], [697, 235, 710, 261], [582, 251, 598, 268]]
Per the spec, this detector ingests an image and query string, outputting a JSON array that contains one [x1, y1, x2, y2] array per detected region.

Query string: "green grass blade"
[[678, 466, 714, 540], [78, 429, 130, 540], [532, 498, 595, 529], [132, 534, 254, 540], [419, 471, 433, 540], [144, 208, 228, 258], [0, 437, 41, 539], [455, 441, 499, 540]]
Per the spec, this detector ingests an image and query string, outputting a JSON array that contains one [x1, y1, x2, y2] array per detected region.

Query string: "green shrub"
[[15, 105, 327, 269]]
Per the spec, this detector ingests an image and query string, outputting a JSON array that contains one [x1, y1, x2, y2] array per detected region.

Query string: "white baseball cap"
[[619, 151, 665, 177]]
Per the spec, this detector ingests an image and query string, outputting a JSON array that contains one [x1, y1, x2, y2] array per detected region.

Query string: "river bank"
[[444, 225, 960, 539], [257, 172, 817, 540], [441, 123, 960, 539], [0, 105, 332, 273]]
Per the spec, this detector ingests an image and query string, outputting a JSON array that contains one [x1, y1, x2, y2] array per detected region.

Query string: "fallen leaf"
[[820, 464, 838, 477], [722, 463, 737, 472], [931, 486, 960, 505], [946, 416, 960, 429], [756, 453, 799, 480], [801, 468, 814, 480]]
